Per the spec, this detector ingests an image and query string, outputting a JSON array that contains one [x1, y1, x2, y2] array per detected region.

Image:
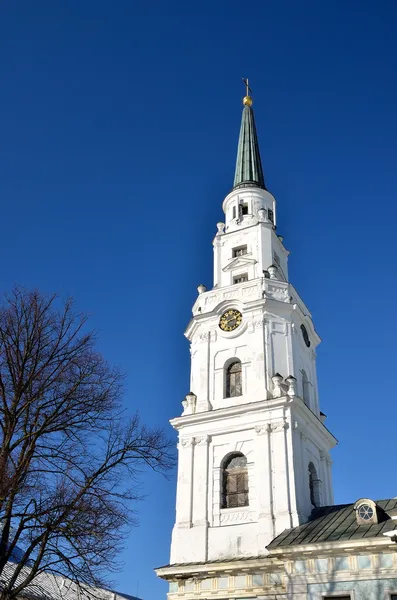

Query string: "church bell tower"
[[157, 87, 336, 584]]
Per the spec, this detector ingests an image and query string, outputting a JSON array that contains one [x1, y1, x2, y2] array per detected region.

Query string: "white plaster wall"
[[291, 414, 334, 523], [290, 319, 319, 416], [222, 187, 276, 231], [170, 181, 335, 568], [213, 220, 288, 289], [189, 309, 309, 411], [170, 396, 335, 565], [212, 186, 290, 289]]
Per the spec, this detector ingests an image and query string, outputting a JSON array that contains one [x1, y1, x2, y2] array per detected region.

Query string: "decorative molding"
[[269, 420, 289, 433], [265, 283, 290, 303], [255, 424, 267, 436], [202, 282, 261, 308], [198, 330, 217, 343], [247, 318, 266, 334], [179, 437, 194, 449], [220, 510, 253, 525], [222, 255, 257, 273], [195, 435, 209, 446], [198, 332, 210, 342]]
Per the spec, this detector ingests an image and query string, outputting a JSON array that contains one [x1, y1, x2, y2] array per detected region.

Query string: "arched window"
[[302, 369, 310, 408], [309, 462, 321, 508], [221, 453, 249, 509], [225, 360, 242, 398]]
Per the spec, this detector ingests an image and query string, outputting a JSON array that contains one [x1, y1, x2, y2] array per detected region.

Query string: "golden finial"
[[242, 77, 253, 106]]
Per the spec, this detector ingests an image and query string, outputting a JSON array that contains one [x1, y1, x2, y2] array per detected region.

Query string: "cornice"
[[155, 554, 285, 579], [170, 396, 337, 446], [268, 536, 397, 558]]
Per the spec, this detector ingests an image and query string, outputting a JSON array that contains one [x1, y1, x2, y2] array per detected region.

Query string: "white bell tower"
[[162, 91, 336, 570]]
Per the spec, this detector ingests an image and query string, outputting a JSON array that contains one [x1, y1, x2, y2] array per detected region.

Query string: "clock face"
[[301, 324, 311, 348], [219, 309, 243, 332]]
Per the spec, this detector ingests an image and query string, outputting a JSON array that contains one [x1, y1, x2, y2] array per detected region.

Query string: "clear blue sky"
[[1, 1, 397, 598]]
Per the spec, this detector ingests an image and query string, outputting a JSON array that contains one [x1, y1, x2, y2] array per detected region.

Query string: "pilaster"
[[255, 424, 275, 548], [174, 437, 194, 528]]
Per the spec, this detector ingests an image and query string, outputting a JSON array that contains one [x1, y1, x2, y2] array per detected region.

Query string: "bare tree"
[[0, 287, 173, 600]]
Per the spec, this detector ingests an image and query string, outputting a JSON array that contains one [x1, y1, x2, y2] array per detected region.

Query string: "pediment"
[[222, 255, 257, 272]]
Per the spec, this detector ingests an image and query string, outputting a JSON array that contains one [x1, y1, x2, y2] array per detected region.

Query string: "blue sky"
[[1, 1, 397, 598]]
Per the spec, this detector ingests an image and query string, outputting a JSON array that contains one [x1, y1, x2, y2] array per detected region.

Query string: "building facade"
[[156, 91, 397, 600]]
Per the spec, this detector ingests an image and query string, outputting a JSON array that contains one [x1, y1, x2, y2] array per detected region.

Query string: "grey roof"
[[233, 103, 266, 191], [268, 498, 397, 549], [0, 562, 142, 600]]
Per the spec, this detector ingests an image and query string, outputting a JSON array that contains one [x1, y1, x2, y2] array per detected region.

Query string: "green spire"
[[233, 96, 266, 191]]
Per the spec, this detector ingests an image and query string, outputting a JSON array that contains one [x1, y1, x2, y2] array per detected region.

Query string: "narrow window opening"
[[309, 462, 321, 508], [301, 369, 310, 408], [233, 274, 248, 284], [221, 453, 249, 509], [267, 208, 274, 223], [225, 360, 242, 398], [233, 245, 247, 258], [240, 203, 249, 216]]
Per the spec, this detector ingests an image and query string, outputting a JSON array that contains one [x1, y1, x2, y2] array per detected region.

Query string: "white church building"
[[156, 90, 397, 600]]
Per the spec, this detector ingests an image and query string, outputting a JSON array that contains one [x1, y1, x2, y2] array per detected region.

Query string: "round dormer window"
[[357, 504, 374, 521], [354, 498, 378, 525]]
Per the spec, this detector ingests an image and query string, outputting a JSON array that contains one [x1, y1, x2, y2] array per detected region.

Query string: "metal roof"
[[0, 562, 142, 600], [233, 102, 266, 191], [267, 498, 397, 549]]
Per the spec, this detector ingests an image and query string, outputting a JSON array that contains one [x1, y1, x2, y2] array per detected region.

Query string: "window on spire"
[[233, 246, 247, 257], [221, 453, 249, 509], [267, 208, 274, 224], [239, 203, 249, 216], [233, 274, 248, 284], [225, 360, 242, 398]]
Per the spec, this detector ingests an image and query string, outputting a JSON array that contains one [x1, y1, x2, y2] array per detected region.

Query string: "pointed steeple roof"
[[233, 94, 266, 191]]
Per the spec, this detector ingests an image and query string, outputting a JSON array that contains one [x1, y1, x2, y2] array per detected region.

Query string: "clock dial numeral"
[[219, 309, 243, 332]]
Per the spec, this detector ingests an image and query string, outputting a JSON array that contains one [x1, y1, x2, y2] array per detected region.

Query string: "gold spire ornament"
[[242, 77, 253, 106]]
